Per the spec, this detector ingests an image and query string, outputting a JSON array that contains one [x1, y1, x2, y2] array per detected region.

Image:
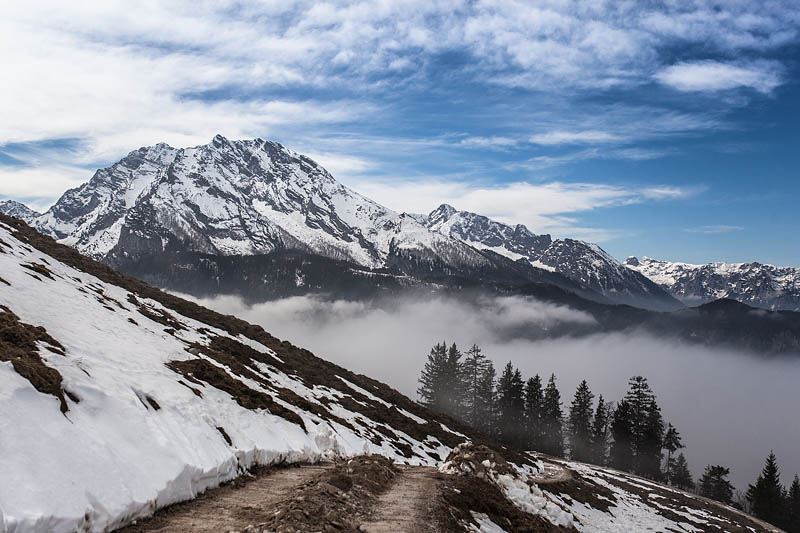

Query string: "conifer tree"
[[568, 380, 594, 462], [609, 399, 634, 472], [461, 344, 489, 426], [496, 362, 525, 446], [541, 373, 564, 456], [524, 375, 543, 450], [747, 452, 786, 527], [639, 401, 665, 480], [788, 475, 800, 533], [417, 342, 449, 412], [443, 343, 464, 418], [699, 465, 735, 505], [662, 423, 684, 482], [670, 453, 694, 491], [475, 361, 496, 436], [590, 395, 610, 466], [624, 376, 664, 478]]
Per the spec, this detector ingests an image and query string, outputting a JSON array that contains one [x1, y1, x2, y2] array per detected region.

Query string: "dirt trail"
[[118, 464, 332, 533], [360, 465, 442, 533]]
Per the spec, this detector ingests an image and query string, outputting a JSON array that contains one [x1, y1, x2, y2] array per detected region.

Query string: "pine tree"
[[788, 475, 800, 533], [747, 452, 786, 527], [568, 380, 594, 462], [496, 362, 525, 447], [541, 373, 564, 457], [589, 395, 610, 466], [639, 401, 665, 480], [475, 361, 496, 436], [624, 376, 664, 478], [699, 465, 735, 505], [609, 399, 633, 472], [524, 375, 543, 450], [662, 423, 684, 483], [443, 343, 464, 418], [417, 342, 449, 412], [461, 344, 490, 427], [670, 453, 694, 491]]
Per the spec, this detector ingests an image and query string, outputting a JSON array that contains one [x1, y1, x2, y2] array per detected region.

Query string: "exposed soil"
[[238, 455, 400, 533], [118, 463, 333, 533], [359, 465, 443, 533], [165, 358, 306, 430], [0, 305, 70, 413]]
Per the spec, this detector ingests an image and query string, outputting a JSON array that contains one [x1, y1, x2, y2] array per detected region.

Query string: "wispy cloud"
[[654, 61, 784, 94], [684, 225, 745, 234], [347, 178, 699, 240], [529, 130, 622, 146]]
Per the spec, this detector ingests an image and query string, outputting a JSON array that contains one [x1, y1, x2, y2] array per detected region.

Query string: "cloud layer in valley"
[[184, 292, 800, 491]]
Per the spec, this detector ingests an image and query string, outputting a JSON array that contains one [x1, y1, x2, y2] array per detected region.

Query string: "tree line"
[[417, 341, 800, 531]]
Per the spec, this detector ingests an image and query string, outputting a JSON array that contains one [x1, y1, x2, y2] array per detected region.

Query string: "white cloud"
[[0, 166, 90, 206], [684, 225, 745, 234], [654, 61, 783, 94], [529, 130, 622, 146], [0, 0, 794, 208], [345, 178, 697, 239], [458, 136, 519, 149]]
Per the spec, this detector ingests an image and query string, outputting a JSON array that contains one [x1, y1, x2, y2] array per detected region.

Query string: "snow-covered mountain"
[[423, 204, 679, 310], [625, 256, 800, 311], [29, 135, 492, 273], [0, 213, 779, 533], [0, 200, 39, 225], [1, 135, 683, 310]]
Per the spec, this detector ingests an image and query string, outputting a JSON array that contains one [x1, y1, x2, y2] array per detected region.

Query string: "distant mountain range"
[[625, 256, 800, 312], [1, 134, 797, 313]]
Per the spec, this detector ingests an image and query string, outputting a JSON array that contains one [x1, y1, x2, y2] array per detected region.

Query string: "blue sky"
[[1, 1, 799, 265]]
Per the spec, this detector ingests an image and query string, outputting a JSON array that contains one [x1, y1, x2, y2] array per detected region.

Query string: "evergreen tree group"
[[417, 344, 681, 479], [746, 452, 800, 531], [416, 341, 799, 531]]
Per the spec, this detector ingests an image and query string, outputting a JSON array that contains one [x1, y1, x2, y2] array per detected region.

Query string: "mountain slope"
[[424, 204, 681, 311], [0, 212, 470, 532], [0, 214, 779, 533], [626, 256, 800, 311]]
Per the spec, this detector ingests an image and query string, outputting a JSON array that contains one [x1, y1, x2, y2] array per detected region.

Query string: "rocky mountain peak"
[[0, 200, 39, 223]]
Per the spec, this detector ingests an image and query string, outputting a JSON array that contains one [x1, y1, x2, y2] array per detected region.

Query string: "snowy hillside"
[[0, 214, 782, 533], [625, 256, 800, 311], [0, 214, 462, 532], [424, 204, 680, 310]]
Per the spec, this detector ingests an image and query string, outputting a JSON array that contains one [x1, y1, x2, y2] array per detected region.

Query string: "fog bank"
[[183, 293, 800, 491]]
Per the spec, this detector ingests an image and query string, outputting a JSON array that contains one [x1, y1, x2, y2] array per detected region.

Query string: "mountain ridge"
[[1, 135, 680, 311], [625, 255, 800, 311]]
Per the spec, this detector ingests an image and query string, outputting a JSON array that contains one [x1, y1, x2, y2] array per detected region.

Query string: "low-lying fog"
[[183, 292, 800, 491]]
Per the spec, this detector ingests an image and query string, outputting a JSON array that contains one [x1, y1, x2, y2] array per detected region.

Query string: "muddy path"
[[359, 465, 443, 533], [118, 463, 333, 533]]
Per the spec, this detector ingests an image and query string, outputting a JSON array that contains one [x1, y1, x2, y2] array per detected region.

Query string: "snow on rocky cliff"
[[424, 204, 680, 310], [1, 136, 685, 310], [625, 256, 800, 311], [22, 135, 489, 273]]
